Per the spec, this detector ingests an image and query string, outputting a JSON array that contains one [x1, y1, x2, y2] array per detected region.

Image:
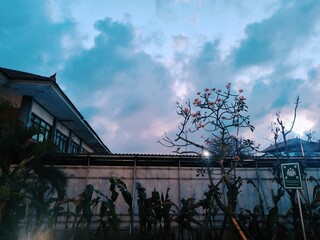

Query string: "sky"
[[1, 0, 320, 154]]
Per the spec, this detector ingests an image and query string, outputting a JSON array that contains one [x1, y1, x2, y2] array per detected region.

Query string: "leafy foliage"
[[0, 119, 68, 239]]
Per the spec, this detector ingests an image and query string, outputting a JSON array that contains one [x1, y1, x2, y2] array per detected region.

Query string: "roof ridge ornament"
[[49, 73, 56, 81]]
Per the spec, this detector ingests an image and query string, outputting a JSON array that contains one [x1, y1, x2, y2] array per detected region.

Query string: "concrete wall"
[[52, 162, 320, 230]]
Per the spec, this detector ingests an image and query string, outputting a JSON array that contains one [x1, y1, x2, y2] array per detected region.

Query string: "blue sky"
[[1, 0, 320, 153]]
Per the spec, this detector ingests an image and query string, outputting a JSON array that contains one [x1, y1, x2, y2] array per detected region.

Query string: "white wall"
[[31, 101, 54, 125], [81, 141, 93, 153], [56, 121, 70, 137], [71, 133, 80, 145]]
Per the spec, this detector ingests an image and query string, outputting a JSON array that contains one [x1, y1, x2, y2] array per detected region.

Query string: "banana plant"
[[136, 182, 177, 239]]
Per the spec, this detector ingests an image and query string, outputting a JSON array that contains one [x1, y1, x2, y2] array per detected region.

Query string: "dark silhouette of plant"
[[136, 182, 176, 240], [72, 184, 95, 231], [110, 178, 132, 210], [136, 182, 150, 235], [175, 197, 202, 240], [109, 178, 133, 238], [67, 178, 132, 239], [240, 180, 290, 240], [305, 176, 320, 239], [0, 118, 68, 239]]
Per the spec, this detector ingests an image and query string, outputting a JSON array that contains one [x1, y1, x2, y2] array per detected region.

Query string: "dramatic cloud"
[[1, 0, 320, 153], [60, 18, 176, 153]]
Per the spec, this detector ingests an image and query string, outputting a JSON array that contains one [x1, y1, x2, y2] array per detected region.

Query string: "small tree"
[[159, 83, 256, 239], [270, 97, 308, 239], [270, 96, 299, 159]]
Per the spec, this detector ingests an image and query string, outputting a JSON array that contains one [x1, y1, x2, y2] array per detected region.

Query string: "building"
[[0, 67, 111, 154], [262, 137, 320, 157]]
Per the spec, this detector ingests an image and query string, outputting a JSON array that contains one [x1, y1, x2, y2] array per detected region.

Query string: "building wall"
[[81, 141, 93, 153], [56, 121, 70, 137], [70, 133, 80, 145], [0, 93, 94, 154], [31, 101, 54, 125]]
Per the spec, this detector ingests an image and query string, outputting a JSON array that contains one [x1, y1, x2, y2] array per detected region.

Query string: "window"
[[70, 141, 85, 154], [80, 147, 84, 154], [31, 113, 52, 142], [70, 141, 80, 154], [54, 130, 68, 153]]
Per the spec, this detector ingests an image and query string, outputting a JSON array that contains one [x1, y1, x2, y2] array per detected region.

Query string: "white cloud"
[[172, 79, 193, 101], [91, 116, 120, 137], [172, 34, 190, 52]]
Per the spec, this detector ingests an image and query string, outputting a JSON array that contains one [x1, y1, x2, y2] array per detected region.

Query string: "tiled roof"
[[0, 67, 52, 81]]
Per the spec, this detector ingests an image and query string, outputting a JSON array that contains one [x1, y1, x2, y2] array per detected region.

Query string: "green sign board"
[[281, 163, 302, 189]]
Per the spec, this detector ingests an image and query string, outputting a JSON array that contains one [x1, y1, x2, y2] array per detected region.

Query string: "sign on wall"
[[281, 162, 302, 189]]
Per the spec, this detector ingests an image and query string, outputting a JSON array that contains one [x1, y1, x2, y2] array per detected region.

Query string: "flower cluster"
[[194, 98, 202, 105], [239, 96, 246, 101], [234, 156, 240, 161]]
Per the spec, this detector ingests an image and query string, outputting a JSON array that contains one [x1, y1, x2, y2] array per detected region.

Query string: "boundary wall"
[[48, 155, 320, 230]]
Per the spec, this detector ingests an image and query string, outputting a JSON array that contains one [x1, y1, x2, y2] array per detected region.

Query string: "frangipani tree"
[[159, 83, 257, 239], [160, 83, 255, 157]]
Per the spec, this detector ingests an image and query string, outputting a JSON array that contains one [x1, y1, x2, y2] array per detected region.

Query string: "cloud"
[[59, 17, 178, 153], [172, 34, 190, 51], [0, 0, 79, 75], [3, 0, 320, 153], [233, 0, 320, 68], [180, 38, 234, 95], [60, 18, 136, 93], [155, 0, 176, 20]]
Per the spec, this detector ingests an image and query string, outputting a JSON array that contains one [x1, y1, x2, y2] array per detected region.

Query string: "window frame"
[[54, 129, 69, 153], [30, 113, 52, 142]]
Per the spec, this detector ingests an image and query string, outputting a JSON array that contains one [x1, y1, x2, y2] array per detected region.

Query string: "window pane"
[[54, 130, 68, 153], [38, 134, 44, 142], [30, 114, 52, 142]]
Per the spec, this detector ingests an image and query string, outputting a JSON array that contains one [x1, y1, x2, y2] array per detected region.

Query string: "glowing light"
[[203, 149, 211, 157]]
